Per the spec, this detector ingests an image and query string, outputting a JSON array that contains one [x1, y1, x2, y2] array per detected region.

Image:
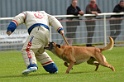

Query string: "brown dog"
[[44, 37, 115, 73]]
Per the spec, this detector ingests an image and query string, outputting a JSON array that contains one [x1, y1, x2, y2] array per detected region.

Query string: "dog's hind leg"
[[94, 61, 99, 71], [87, 57, 100, 71], [95, 52, 115, 71], [99, 56, 115, 71], [100, 61, 115, 71]]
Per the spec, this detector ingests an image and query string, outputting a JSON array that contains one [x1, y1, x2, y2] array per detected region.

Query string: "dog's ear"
[[56, 44, 61, 48]]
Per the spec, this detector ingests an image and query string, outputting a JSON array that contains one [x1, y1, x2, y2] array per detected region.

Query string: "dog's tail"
[[100, 37, 114, 51]]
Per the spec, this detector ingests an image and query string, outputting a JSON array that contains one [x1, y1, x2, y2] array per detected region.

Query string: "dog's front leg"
[[64, 62, 68, 67], [64, 62, 74, 70], [66, 62, 74, 74]]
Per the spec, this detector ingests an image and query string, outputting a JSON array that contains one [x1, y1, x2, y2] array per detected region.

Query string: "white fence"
[[0, 12, 124, 50]]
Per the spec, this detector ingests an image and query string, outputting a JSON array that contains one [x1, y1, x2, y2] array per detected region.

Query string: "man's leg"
[[66, 21, 78, 45], [21, 36, 38, 75], [110, 19, 122, 41], [66, 22, 74, 45], [21, 49, 38, 75], [36, 52, 58, 73], [110, 20, 116, 41], [85, 20, 95, 46], [114, 19, 122, 40]]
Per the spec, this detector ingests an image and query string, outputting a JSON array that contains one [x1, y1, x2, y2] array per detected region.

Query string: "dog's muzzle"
[[44, 46, 49, 49], [44, 42, 54, 50]]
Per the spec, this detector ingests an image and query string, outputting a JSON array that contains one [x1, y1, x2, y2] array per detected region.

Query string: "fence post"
[[103, 14, 107, 46]]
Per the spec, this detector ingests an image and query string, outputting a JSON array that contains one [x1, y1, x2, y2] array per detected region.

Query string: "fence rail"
[[1, 12, 124, 20]]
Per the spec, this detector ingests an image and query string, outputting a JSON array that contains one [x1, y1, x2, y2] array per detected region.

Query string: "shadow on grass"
[[69, 71, 96, 74], [0, 70, 106, 79], [0, 73, 53, 79]]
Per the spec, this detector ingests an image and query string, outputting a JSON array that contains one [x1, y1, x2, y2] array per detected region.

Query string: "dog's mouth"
[[44, 46, 54, 51], [44, 42, 54, 50], [44, 46, 49, 49], [44, 45, 53, 50], [44, 42, 61, 50]]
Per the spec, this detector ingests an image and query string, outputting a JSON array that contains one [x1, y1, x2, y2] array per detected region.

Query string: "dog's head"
[[44, 42, 61, 51]]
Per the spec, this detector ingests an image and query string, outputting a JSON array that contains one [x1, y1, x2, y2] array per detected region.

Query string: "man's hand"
[[60, 30, 64, 35], [6, 31, 12, 36], [91, 11, 98, 16], [79, 11, 84, 15]]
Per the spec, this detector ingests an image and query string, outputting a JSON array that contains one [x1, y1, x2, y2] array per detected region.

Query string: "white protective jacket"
[[12, 11, 63, 34]]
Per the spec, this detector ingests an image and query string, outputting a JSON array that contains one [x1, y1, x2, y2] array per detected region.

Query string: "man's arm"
[[97, 5, 101, 13], [48, 14, 64, 35], [77, 6, 84, 15], [113, 5, 122, 12], [67, 6, 79, 15], [86, 5, 92, 14], [6, 12, 26, 35]]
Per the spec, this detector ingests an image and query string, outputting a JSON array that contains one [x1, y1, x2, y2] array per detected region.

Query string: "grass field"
[[0, 47, 124, 82]]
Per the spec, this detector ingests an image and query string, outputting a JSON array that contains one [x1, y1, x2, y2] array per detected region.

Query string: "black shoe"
[[86, 44, 94, 47], [86, 44, 92, 47]]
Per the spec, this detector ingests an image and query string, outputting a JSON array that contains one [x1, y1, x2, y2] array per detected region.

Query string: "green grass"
[[0, 47, 124, 82]]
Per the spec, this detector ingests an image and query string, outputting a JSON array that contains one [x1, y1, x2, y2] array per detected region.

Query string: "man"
[[66, 0, 84, 45], [85, 0, 101, 47], [6, 11, 64, 75], [109, 0, 124, 43]]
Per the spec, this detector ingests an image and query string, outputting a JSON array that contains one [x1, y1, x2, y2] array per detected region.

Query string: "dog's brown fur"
[[44, 37, 115, 73]]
